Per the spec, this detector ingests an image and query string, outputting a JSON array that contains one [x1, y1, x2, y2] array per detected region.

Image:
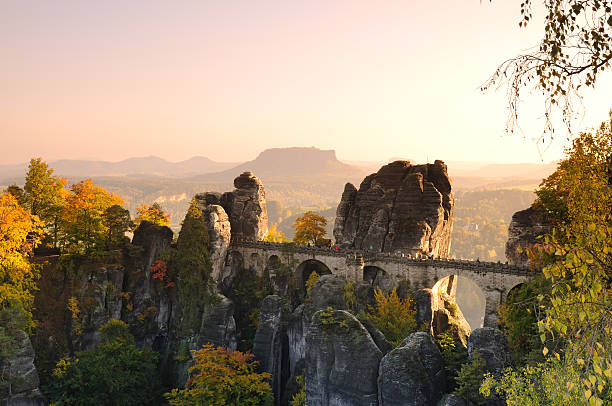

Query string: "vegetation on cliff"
[[164, 343, 272, 406]]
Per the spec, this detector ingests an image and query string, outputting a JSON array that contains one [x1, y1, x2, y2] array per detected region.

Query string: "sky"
[[1, 0, 611, 166]]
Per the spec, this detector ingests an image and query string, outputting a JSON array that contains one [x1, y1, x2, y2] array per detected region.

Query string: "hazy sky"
[[1, 1, 610, 165]]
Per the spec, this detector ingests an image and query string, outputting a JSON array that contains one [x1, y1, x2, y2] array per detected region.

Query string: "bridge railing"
[[229, 240, 535, 276]]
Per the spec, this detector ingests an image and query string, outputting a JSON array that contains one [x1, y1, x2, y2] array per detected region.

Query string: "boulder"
[[505, 206, 551, 267], [467, 328, 512, 376], [0, 331, 46, 406], [252, 295, 291, 405], [333, 160, 454, 257], [309, 275, 347, 311], [414, 288, 434, 332], [198, 295, 237, 350], [220, 172, 268, 242], [305, 309, 382, 406], [378, 332, 446, 406]]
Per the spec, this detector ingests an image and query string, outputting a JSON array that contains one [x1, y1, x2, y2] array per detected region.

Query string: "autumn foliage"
[[367, 287, 417, 347], [134, 202, 170, 227], [292, 211, 327, 246], [165, 343, 272, 406], [151, 259, 175, 288]]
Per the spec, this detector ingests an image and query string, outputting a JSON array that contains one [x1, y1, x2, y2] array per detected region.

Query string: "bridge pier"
[[345, 255, 364, 282], [483, 288, 505, 328]]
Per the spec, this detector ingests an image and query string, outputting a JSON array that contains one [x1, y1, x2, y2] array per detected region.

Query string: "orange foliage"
[[151, 259, 175, 288]]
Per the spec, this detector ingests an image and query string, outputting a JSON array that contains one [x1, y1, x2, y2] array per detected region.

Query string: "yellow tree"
[[264, 223, 287, 243], [133, 202, 170, 227], [367, 287, 417, 347], [292, 211, 327, 246], [164, 344, 272, 406], [0, 192, 43, 327], [59, 179, 124, 254]]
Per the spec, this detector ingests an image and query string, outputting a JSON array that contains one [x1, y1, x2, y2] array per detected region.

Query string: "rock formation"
[[193, 196, 231, 281], [221, 171, 268, 242], [467, 328, 512, 376], [505, 206, 551, 267], [197, 295, 237, 350], [305, 309, 382, 406], [252, 295, 291, 405], [334, 160, 454, 257], [0, 331, 46, 406], [437, 394, 466, 406], [378, 332, 447, 406], [431, 276, 471, 346]]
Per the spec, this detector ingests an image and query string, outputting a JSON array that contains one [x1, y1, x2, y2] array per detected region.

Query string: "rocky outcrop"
[[378, 332, 446, 406], [359, 318, 393, 355], [0, 331, 46, 406], [309, 275, 347, 311], [252, 295, 291, 405], [333, 160, 454, 257], [305, 309, 382, 406], [467, 328, 512, 376], [198, 295, 237, 350], [193, 196, 231, 281], [505, 206, 551, 267], [431, 276, 471, 346], [220, 172, 268, 242], [131, 220, 174, 298], [414, 288, 434, 332]]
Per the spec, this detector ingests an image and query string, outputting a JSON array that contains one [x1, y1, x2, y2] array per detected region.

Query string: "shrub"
[[367, 287, 416, 347]]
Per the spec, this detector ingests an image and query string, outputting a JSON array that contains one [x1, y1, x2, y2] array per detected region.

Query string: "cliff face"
[[505, 206, 551, 267], [334, 160, 454, 257]]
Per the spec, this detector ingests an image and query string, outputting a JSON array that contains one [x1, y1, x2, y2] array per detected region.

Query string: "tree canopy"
[[485, 0, 612, 141], [164, 343, 273, 406], [134, 202, 170, 227], [292, 211, 327, 246]]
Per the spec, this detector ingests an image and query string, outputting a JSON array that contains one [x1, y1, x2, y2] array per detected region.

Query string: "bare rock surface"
[[378, 332, 447, 406], [467, 327, 512, 376], [198, 295, 237, 350], [305, 309, 382, 406], [252, 295, 291, 405], [505, 206, 551, 267], [431, 276, 471, 346], [220, 171, 268, 242], [334, 160, 454, 257], [0, 331, 46, 406], [193, 196, 231, 282], [437, 394, 466, 406]]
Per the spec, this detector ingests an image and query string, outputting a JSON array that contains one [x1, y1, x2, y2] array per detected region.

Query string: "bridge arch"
[[363, 265, 393, 291], [296, 259, 332, 294], [431, 274, 486, 331], [266, 255, 281, 273]]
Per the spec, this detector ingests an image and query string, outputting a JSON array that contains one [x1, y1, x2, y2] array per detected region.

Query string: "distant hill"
[[192, 147, 365, 183], [0, 156, 240, 184]]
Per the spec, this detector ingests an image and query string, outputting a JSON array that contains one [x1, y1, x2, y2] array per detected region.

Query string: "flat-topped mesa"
[[333, 160, 454, 257]]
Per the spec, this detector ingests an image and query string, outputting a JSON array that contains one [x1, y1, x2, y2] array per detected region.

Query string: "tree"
[[23, 158, 66, 248], [264, 223, 287, 243], [367, 287, 417, 347], [292, 211, 327, 246], [58, 179, 124, 254], [46, 319, 162, 406], [164, 343, 273, 406], [483, 114, 612, 404], [0, 192, 43, 327], [5, 184, 25, 206], [454, 350, 488, 405], [484, 1, 612, 142], [102, 204, 133, 249], [134, 202, 170, 227], [168, 199, 214, 333]]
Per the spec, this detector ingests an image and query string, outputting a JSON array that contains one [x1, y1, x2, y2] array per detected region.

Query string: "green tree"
[[436, 331, 469, 391], [292, 211, 327, 246], [164, 343, 273, 406], [46, 319, 162, 406], [23, 158, 66, 248], [367, 287, 417, 347], [102, 204, 133, 249], [134, 202, 170, 227], [169, 199, 214, 333], [5, 184, 25, 206], [454, 350, 488, 405], [485, 0, 612, 141]]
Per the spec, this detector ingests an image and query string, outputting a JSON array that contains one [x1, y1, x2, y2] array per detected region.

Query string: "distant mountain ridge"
[[0, 155, 240, 182]]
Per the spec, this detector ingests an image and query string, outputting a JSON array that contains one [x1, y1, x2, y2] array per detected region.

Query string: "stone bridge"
[[226, 241, 534, 327]]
